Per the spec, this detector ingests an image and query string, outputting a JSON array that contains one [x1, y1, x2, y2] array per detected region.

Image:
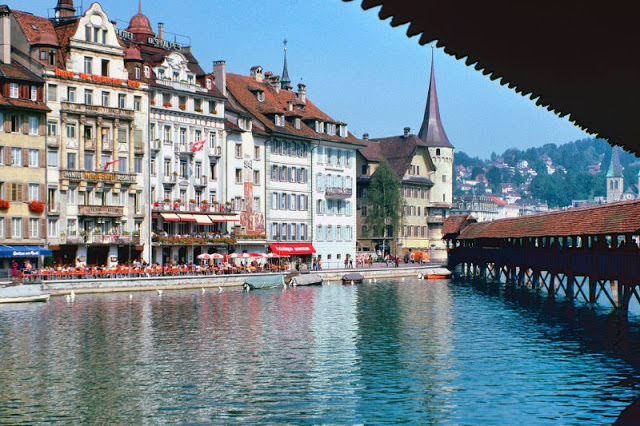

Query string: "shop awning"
[[208, 214, 240, 222], [194, 214, 213, 225], [0, 245, 53, 257], [269, 243, 316, 256], [178, 214, 196, 222], [160, 213, 180, 221]]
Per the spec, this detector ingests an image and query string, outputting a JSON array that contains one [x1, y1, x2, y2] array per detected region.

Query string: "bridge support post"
[[589, 276, 597, 306], [532, 269, 540, 291], [548, 273, 556, 298], [566, 274, 575, 300]]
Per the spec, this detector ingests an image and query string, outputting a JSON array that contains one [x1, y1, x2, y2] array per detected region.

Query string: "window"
[[101, 91, 109, 106], [28, 218, 39, 239], [254, 146, 260, 160], [118, 94, 126, 109], [134, 66, 141, 80], [47, 84, 57, 101], [0, 112, 3, 132], [11, 147, 21, 166], [84, 89, 93, 104], [30, 85, 38, 101], [29, 116, 39, 135], [179, 159, 187, 178], [66, 123, 76, 140], [209, 162, 216, 180], [235, 144, 242, 158], [179, 128, 186, 144], [9, 83, 18, 99], [28, 149, 39, 167], [144, 66, 150, 78], [0, 146, 3, 164], [47, 150, 58, 167], [117, 126, 127, 144], [84, 152, 94, 170], [101, 59, 109, 76], [118, 156, 127, 173], [28, 183, 39, 201], [134, 96, 141, 111], [47, 121, 57, 136], [67, 86, 76, 102], [67, 152, 76, 169], [209, 132, 217, 148], [9, 114, 19, 132], [436, 148, 441, 156], [442, 174, 447, 183], [295, 118, 301, 129], [253, 170, 260, 185], [134, 156, 142, 174], [0, 218, 4, 238], [84, 56, 92, 74], [235, 168, 242, 184], [48, 218, 58, 238], [12, 218, 22, 238]]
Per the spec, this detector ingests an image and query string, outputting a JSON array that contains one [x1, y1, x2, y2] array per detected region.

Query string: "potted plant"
[[195, 106, 203, 113], [179, 104, 186, 111], [189, 198, 197, 205], [0, 199, 9, 210], [163, 197, 171, 203], [163, 102, 172, 108], [28, 200, 45, 214]]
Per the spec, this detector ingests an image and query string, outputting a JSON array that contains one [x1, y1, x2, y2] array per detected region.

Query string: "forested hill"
[[454, 138, 640, 208]]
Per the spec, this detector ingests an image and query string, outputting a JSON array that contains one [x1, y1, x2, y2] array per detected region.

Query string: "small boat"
[[290, 273, 323, 286], [418, 267, 452, 280], [0, 284, 51, 304], [341, 272, 364, 284], [243, 274, 285, 290]]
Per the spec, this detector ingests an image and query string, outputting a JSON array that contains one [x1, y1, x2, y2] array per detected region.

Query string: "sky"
[[19, 0, 591, 158]]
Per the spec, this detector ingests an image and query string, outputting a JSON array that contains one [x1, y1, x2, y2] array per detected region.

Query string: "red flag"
[[103, 159, 120, 171], [192, 140, 205, 152]]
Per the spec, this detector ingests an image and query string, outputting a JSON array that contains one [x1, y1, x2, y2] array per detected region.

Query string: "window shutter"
[[4, 146, 10, 162], [39, 184, 45, 202], [21, 183, 27, 202], [23, 217, 28, 238], [39, 149, 45, 168], [40, 218, 46, 239], [6, 217, 11, 238], [22, 148, 28, 166]]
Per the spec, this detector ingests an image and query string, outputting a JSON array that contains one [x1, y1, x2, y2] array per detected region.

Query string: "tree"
[[365, 159, 402, 252]]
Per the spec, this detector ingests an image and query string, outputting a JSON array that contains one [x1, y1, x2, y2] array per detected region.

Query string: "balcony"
[[151, 139, 161, 152], [84, 138, 96, 150], [47, 136, 60, 148], [175, 143, 194, 155], [208, 146, 222, 157], [194, 175, 208, 187], [101, 139, 114, 151], [325, 187, 353, 199], [426, 216, 445, 224], [164, 174, 178, 185], [61, 101, 135, 120]]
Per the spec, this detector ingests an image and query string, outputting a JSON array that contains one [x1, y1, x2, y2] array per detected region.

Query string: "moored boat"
[[290, 273, 323, 286], [418, 267, 452, 280], [0, 284, 51, 303], [243, 274, 285, 290], [341, 272, 364, 284]]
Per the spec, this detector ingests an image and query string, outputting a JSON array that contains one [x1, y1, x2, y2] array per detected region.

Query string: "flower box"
[[28, 200, 45, 214], [163, 102, 172, 108], [179, 104, 186, 111], [0, 199, 9, 210]]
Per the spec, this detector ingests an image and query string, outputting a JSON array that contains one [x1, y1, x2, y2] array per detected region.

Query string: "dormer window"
[[256, 90, 265, 102], [158, 68, 165, 79], [30, 86, 38, 101], [339, 125, 347, 137], [134, 66, 141, 80], [315, 121, 324, 133], [275, 114, 284, 127], [327, 123, 336, 136], [9, 83, 18, 99], [206, 78, 212, 90], [144, 65, 150, 78], [295, 118, 301, 129], [187, 74, 194, 85]]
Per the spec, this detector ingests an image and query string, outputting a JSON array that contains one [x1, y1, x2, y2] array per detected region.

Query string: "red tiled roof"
[[458, 199, 640, 240], [226, 73, 363, 146], [54, 19, 80, 67], [12, 10, 58, 45], [359, 134, 435, 178], [442, 214, 476, 237], [0, 97, 50, 112], [0, 62, 44, 82]]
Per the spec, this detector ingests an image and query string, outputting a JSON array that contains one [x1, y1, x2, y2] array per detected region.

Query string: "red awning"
[[269, 243, 316, 255], [194, 214, 213, 225], [178, 214, 196, 222], [161, 213, 180, 221]]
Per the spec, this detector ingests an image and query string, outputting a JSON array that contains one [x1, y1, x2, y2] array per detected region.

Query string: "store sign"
[[62, 170, 137, 184]]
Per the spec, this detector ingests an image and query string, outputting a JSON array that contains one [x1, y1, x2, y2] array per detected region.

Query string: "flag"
[[103, 159, 120, 171], [192, 140, 205, 152]]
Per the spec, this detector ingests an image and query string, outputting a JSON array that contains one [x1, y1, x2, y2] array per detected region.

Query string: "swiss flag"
[[103, 159, 120, 171], [192, 140, 205, 152]]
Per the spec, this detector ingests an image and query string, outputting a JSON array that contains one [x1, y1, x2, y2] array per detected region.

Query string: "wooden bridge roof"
[[457, 200, 640, 240], [346, 0, 640, 156]]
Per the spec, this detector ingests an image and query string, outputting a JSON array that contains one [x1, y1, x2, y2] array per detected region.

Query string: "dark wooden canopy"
[[346, 1, 640, 155]]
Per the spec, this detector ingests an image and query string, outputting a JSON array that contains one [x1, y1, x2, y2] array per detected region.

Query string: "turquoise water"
[[0, 278, 638, 423]]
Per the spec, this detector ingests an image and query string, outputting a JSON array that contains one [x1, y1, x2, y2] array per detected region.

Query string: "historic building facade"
[[356, 60, 453, 261], [0, 5, 51, 270]]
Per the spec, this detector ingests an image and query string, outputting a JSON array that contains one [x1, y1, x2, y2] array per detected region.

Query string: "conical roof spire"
[[607, 146, 623, 178], [281, 39, 292, 90], [418, 49, 453, 148]]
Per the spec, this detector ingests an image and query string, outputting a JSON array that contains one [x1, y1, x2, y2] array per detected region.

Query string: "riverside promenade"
[[37, 262, 444, 296]]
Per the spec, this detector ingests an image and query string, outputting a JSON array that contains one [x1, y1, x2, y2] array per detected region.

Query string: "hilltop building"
[[356, 58, 453, 261]]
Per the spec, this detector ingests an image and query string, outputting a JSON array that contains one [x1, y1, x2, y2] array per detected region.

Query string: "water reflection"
[[0, 279, 638, 423]]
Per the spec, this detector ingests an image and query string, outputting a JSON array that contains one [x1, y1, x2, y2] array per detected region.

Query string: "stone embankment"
[[40, 264, 444, 296]]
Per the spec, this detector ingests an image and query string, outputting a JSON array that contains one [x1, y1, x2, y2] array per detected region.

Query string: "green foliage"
[[365, 159, 402, 239]]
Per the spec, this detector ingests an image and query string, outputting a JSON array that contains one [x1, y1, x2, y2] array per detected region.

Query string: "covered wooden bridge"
[[444, 200, 640, 316]]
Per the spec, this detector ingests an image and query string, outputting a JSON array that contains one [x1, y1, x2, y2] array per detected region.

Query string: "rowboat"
[[243, 274, 285, 290], [0, 284, 51, 303], [341, 272, 364, 284], [418, 267, 452, 280], [290, 273, 323, 286]]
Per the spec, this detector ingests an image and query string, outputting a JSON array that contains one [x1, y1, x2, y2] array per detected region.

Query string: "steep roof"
[[418, 58, 453, 148], [0, 62, 44, 82], [12, 10, 59, 46], [606, 146, 623, 178], [360, 134, 435, 178], [442, 214, 476, 238], [346, 0, 638, 155], [458, 199, 640, 240], [226, 72, 363, 146]]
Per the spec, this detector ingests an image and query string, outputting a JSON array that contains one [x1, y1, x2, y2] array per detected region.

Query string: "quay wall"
[[40, 265, 439, 296]]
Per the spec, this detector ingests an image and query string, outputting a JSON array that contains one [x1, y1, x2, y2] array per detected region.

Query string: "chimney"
[[403, 127, 410, 137], [0, 6, 10, 65], [158, 22, 164, 41], [268, 74, 280, 93], [213, 60, 226, 96], [297, 82, 306, 104], [250, 66, 263, 83], [362, 133, 369, 140]]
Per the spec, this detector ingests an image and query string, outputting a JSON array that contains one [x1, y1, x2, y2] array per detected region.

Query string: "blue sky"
[[20, 0, 591, 158]]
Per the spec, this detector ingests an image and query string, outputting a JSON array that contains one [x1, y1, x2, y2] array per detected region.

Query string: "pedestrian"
[[317, 256, 322, 270], [349, 255, 353, 269], [368, 254, 373, 268], [395, 255, 400, 268], [344, 254, 349, 269], [11, 260, 18, 280]]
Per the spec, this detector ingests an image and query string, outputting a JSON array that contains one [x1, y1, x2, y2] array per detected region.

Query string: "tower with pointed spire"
[[54, 0, 75, 19], [606, 146, 624, 202], [418, 49, 454, 207], [280, 39, 292, 90], [126, 0, 155, 43]]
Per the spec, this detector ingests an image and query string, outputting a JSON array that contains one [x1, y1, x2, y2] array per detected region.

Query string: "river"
[[1, 278, 638, 424]]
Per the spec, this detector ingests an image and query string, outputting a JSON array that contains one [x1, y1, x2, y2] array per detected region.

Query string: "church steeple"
[[418, 49, 453, 148], [606, 146, 623, 178], [606, 146, 624, 202], [280, 39, 292, 90]]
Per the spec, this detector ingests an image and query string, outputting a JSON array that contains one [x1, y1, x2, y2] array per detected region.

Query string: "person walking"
[[11, 260, 18, 280]]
